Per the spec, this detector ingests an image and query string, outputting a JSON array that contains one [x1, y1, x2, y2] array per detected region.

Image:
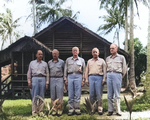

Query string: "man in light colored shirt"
[[27, 50, 49, 116], [85, 48, 106, 115], [48, 49, 64, 116], [106, 44, 127, 116], [64, 46, 85, 116]]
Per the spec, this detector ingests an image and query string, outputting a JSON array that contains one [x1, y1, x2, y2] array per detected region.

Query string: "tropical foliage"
[[146, 0, 150, 90], [28, 0, 79, 31], [97, 6, 125, 47], [0, 8, 21, 50], [127, 38, 147, 85], [99, 0, 149, 91]]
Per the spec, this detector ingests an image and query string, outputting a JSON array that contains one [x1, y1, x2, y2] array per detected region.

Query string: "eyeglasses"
[[38, 54, 43, 55], [110, 48, 115, 50]]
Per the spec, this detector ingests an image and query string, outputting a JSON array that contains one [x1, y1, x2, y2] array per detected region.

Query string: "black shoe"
[[68, 112, 74, 116], [107, 112, 113, 116], [116, 113, 122, 116], [75, 109, 81, 115], [75, 111, 81, 115], [98, 112, 103, 115], [57, 114, 62, 117]]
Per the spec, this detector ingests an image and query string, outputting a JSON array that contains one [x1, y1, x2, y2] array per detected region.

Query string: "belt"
[[32, 74, 46, 77], [89, 74, 103, 76], [50, 76, 63, 78], [68, 72, 82, 75], [107, 71, 122, 74]]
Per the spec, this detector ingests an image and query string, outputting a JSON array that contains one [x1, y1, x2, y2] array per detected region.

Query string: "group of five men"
[[27, 44, 127, 117]]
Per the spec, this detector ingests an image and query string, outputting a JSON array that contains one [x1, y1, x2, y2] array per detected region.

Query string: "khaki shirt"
[[48, 58, 64, 77], [64, 56, 85, 80], [85, 58, 106, 81], [106, 54, 127, 77], [27, 60, 49, 84]]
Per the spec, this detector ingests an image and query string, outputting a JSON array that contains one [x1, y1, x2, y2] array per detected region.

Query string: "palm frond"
[[124, 95, 136, 120], [35, 0, 78, 28], [84, 97, 97, 115]]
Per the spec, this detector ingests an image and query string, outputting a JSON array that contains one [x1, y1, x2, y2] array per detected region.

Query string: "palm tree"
[[129, 0, 136, 91], [99, 0, 129, 52], [118, 0, 130, 52], [0, 8, 21, 50], [97, 7, 125, 47], [146, 0, 150, 89], [36, 0, 79, 27], [27, 0, 79, 33], [99, 0, 148, 91]]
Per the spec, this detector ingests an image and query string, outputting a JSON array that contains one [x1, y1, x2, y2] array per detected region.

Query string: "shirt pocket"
[[106, 61, 112, 70], [76, 61, 82, 66], [68, 61, 74, 70], [49, 64, 55, 69], [114, 61, 122, 70], [56, 66, 62, 72], [41, 64, 46, 73], [89, 62, 94, 66], [76, 61, 82, 71], [107, 61, 111, 67], [97, 62, 102, 68], [97, 62, 102, 72], [31, 65, 37, 71]]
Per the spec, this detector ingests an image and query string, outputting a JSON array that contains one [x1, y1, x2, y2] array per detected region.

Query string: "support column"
[[22, 52, 24, 75], [32, 52, 34, 60], [11, 53, 14, 99], [43, 52, 45, 61], [0, 63, 1, 97], [80, 32, 83, 57], [104, 46, 107, 60], [53, 32, 55, 50]]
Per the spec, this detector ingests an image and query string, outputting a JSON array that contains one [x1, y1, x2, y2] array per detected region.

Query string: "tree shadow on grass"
[[3, 104, 32, 117], [0, 112, 8, 120]]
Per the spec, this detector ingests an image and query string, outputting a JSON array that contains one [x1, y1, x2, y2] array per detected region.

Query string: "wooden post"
[[22, 52, 24, 75], [80, 32, 83, 57], [0, 63, 1, 97], [43, 52, 45, 61], [22, 52, 24, 98], [11, 52, 14, 99], [32, 52, 34, 60], [104, 46, 107, 60], [53, 32, 55, 50], [11, 53, 14, 75]]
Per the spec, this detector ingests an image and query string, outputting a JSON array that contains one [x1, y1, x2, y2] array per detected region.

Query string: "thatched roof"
[[0, 36, 52, 65]]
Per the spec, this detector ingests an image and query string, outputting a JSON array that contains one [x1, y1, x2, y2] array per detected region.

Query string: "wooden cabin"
[[0, 36, 52, 99], [34, 17, 129, 62], [0, 17, 129, 99]]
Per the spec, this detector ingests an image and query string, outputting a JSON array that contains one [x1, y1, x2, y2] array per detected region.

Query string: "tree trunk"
[[129, 0, 136, 90], [33, 0, 37, 35], [117, 29, 120, 47], [146, 0, 150, 89], [9, 33, 12, 44], [1, 40, 5, 50], [124, 11, 128, 52]]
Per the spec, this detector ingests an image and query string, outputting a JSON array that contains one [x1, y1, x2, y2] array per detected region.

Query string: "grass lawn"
[[0, 93, 150, 120]]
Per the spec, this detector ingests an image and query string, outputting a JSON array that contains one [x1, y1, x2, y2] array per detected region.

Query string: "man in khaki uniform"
[[106, 44, 127, 116], [85, 48, 106, 115], [64, 47, 85, 116], [27, 50, 49, 116], [48, 49, 64, 116]]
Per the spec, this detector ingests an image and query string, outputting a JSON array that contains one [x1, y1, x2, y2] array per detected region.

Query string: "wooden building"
[[0, 36, 51, 99], [34, 17, 129, 62], [0, 17, 129, 99]]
